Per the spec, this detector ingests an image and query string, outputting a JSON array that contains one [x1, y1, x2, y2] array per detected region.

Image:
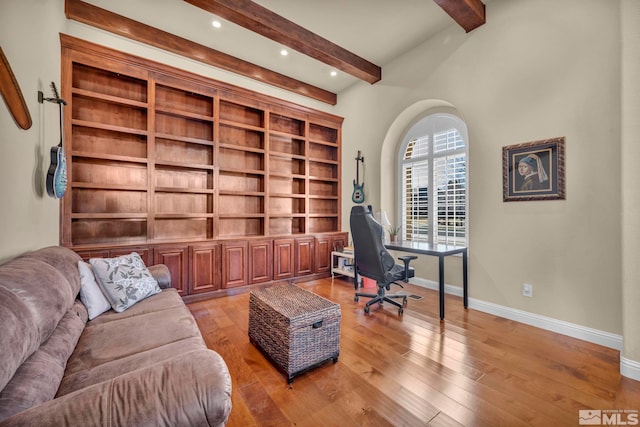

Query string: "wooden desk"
[[385, 240, 468, 320]]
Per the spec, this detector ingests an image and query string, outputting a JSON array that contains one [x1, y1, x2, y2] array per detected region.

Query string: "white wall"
[[0, 0, 66, 261], [336, 0, 623, 336]]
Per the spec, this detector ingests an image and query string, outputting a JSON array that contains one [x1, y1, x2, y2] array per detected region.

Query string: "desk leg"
[[439, 255, 445, 320], [463, 249, 468, 309]]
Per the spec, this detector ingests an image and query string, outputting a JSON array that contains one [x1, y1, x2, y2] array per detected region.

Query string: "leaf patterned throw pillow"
[[89, 252, 161, 312]]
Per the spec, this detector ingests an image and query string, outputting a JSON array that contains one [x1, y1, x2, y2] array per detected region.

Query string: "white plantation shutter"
[[402, 137, 430, 241], [400, 116, 467, 245], [433, 153, 466, 244]]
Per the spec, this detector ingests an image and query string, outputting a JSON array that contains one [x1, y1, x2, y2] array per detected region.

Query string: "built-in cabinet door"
[[314, 236, 331, 273], [222, 241, 248, 288], [250, 240, 272, 284], [273, 238, 295, 280], [153, 246, 188, 295], [314, 233, 348, 273], [295, 237, 315, 276], [189, 243, 221, 294]]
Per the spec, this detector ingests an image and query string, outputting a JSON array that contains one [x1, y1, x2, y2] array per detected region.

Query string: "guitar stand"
[[38, 83, 66, 106]]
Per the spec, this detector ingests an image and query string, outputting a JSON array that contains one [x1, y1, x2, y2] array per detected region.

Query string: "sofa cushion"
[[0, 247, 81, 392], [0, 286, 39, 394], [77, 261, 111, 320], [90, 252, 161, 312], [20, 247, 82, 299], [3, 350, 232, 427], [0, 301, 87, 420], [86, 288, 186, 326], [57, 289, 206, 396]]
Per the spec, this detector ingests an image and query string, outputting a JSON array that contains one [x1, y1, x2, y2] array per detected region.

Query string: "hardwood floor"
[[188, 277, 640, 426]]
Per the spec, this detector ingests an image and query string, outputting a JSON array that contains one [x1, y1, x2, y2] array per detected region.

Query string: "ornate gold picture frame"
[[503, 137, 565, 202]]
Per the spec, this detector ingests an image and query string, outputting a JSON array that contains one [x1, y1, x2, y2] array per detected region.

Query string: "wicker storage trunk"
[[248, 284, 341, 383]]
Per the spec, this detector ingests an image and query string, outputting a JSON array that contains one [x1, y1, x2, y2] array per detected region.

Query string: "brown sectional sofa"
[[0, 246, 232, 426]]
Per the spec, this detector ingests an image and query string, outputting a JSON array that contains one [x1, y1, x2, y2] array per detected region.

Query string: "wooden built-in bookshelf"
[[60, 35, 345, 300]]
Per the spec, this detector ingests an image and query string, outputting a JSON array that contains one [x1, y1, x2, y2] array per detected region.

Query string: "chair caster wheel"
[[364, 306, 370, 314], [354, 296, 359, 302], [398, 307, 404, 315], [403, 298, 408, 307]]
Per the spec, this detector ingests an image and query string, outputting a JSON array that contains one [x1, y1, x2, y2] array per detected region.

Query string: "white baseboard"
[[409, 278, 623, 351], [621, 356, 640, 381]]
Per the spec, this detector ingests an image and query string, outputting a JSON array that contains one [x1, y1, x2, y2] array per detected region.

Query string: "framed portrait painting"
[[502, 137, 565, 202]]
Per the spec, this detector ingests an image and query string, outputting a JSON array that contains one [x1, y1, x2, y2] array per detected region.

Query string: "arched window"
[[398, 113, 468, 245]]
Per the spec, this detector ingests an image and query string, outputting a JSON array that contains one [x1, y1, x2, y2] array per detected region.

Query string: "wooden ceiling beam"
[[433, 0, 486, 33], [184, 0, 382, 84], [64, 0, 337, 105]]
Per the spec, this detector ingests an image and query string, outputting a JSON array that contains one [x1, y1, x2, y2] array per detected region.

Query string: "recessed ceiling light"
[[330, 70, 338, 77], [280, 49, 289, 56], [212, 20, 221, 28]]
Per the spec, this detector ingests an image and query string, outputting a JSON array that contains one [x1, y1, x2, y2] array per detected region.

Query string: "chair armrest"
[[148, 264, 172, 289], [397, 255, 418, 281]]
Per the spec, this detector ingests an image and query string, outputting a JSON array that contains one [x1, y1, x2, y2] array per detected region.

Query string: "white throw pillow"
[[89, 252, 161, 313], [77, 260, 111, 320]]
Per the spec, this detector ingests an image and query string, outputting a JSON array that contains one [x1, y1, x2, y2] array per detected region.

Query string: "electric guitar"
[[45, 82, 67, 199], [352, 150, 365, 204]]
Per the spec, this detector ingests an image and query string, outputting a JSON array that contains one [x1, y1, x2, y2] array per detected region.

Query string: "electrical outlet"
[[522, 283, 533, 297]]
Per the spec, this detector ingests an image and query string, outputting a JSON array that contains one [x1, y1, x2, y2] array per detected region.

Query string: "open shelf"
[[309, 142, 338, 162], [156, 112, 213, 142], [309, 123, 338, 144], [71, 126, 147, 159], [72, 63, 147, 103], [71, 218, 147, 246], [269, 113, 304, 136], [269, 155, 305, 175], [153, 218, 213, 240], [219, 194, 264, 215], [71, 188, 147, 214], [155, 84, 213, 117], [155, 167, 213, 191], [269, 217, 305, 235], [73, 94, 147, 132], [309, 160, 338, 180], [218, 218, 265, 238], [270, 196, 305, 215], [270, 133, 305, 156], [219, 100, 264, 126]]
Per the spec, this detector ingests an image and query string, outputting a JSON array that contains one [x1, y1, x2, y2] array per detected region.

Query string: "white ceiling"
[[83, 0, 465, 94]]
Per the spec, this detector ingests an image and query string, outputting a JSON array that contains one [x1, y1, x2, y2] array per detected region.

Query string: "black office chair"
[[350, 205, 417, 315]]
